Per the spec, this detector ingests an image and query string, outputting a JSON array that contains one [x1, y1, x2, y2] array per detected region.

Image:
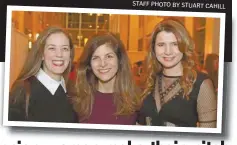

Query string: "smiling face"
[[42, 32, 71, 81], [90, 43, 118, 84], [154, 31, 183, 69]]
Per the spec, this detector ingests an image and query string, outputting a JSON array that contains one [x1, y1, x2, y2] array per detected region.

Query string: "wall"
[[10, 28, 29, 90]]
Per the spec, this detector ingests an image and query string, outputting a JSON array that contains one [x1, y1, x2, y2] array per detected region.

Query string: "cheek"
[[43, 51, 53, 61], [109, 59, 119, 71], [90, 61, 98, 72], [154, 47, 163, 56], [173, 46, 181, 54], [63, 52, 71, 60]]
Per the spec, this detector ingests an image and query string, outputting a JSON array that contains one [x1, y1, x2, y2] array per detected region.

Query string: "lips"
[[52, 60, 64, 66], [98, 68, 111, 74], [163, 57, 175, 61]]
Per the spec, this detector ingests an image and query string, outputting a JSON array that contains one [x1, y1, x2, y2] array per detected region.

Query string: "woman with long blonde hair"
[[9, 26, 77, 122], [137, 19, 217, 127]]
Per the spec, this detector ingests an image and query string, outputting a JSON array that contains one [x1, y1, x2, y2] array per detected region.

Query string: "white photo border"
[[3, 5, 225, 134]]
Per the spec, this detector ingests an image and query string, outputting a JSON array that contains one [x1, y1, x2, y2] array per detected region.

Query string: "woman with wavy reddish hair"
[[71, 32, 140, 124], [137, 19, 217, 127]]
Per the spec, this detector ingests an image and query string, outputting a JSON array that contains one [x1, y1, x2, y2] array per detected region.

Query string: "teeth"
[[99, 69, 110, 73], [52, 60, 64, 65]]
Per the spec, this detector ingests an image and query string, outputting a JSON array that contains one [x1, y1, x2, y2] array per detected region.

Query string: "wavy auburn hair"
[[73, 32, 140, 121], [142, 18, 198, 100]]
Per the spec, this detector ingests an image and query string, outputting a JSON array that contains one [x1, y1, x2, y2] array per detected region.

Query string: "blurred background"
[[10, 11, 220, 90]]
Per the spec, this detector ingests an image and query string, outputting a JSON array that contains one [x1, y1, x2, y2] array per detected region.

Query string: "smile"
[[98, 68, 111, 73], [52, 60, 64, 66], [163, 57, 175, 61]]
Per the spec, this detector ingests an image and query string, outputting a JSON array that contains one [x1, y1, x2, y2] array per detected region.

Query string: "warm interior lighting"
[[77, 35, 82, 40], [28, 33, 32, 38], [35, 33, 39, 40], [89, 25, 92, 28], [84, 38, 88, 45], [29, 41, 32, 49]]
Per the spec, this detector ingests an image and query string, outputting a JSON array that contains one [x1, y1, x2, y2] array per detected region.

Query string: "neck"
[[163, 62, 183, 77], [98, 77, 116, 93]]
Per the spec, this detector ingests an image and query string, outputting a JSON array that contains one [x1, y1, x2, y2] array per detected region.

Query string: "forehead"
[[45, 32, 69, 45], [155, 31, 177, 42], [92, 44, 115, 56]]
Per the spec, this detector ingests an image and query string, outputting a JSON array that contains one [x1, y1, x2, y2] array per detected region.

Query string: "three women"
[[9, 18, 218, 128]]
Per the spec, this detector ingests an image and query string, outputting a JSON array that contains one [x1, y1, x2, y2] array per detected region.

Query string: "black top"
[[137, 72, 211, 127], [8, 77, 78, 123]]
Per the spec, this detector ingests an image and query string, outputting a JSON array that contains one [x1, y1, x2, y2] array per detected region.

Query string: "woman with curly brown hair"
[[137, 19, 217, 128], [71, 32, 140, 125]]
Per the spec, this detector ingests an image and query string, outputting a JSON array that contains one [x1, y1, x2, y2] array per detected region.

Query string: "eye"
[[48, 47, 55, 50], [107, 54, 114, 58], [91, 56, 98, 60], [62, 47, 70, 51], [157, 43, 164, 47], [172, 42, 178, 46]]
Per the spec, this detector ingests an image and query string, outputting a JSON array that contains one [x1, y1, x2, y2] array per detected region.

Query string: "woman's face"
[[154, 31, 183, 68], [42, 32, 71, 81], [90, 44, 119, 84]]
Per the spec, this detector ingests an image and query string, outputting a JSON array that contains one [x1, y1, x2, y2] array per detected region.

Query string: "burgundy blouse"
[[81, 91, 137, 125]]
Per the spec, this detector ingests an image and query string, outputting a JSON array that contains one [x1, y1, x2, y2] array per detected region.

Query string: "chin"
[[52, 69, 66, 74], [161, 62, 175, 68]]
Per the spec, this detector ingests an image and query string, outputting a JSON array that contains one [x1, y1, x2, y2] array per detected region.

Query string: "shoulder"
[[10, 77, 37, 103], [193, 71, 210, 88], [140, 92, 154, 112], [10, 81, 26, 102], [196, 71, 209, 80], [189, 71, 212, 99]]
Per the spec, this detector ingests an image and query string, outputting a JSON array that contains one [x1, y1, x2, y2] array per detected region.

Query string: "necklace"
[[162, 72, 181, 78]]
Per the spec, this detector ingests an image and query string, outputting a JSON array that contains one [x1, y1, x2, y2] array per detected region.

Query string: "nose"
[[100, 59, 107, 67], [164, 44, 173, 55], [55, 48, 63, 57]]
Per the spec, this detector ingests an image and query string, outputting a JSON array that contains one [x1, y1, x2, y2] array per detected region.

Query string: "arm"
[[197, 79, 217, 128]]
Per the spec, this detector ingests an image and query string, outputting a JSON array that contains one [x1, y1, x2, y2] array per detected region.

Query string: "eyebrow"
[[106, 52, 115, 55], [46, 44, 70, 47], [156, 41, 177, 43], [92, 52, 115, 57]]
